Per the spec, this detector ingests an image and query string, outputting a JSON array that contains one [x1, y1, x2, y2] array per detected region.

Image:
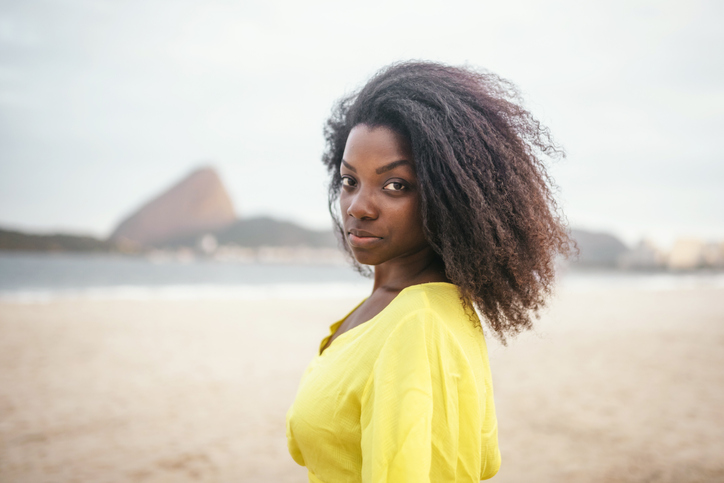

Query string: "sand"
[[1, 287, 723, 482]]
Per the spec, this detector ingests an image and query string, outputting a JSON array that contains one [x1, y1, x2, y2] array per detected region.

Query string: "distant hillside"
[[0, 228, 117, 252], [0, 217, 337, 252], [164, 217, 338, 248], [110, 166, 236, 247], [217, 217, 337, 247], [570, 228, 629, 267]]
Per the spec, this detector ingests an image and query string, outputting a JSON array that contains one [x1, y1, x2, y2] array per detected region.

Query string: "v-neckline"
[[318, 297, 367, 356], [317, 282, 456, 356]]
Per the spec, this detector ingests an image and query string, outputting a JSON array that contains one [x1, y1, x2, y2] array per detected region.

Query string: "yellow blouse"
[[286, 282, 501, 482]]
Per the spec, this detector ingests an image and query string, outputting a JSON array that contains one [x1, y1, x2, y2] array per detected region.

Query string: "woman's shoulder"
[[381, 282, 483, 349], [392, 282, 479, 328], [391, 281, 459, 311]]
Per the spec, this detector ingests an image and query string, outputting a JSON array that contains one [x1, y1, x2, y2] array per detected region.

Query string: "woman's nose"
[[346, 188, 378, 220]]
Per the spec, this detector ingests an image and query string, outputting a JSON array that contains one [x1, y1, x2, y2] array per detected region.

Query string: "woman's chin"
[[350, 249, 383, 266]]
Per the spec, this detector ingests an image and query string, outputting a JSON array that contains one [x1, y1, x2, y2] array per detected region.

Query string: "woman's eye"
[[341, 177, 356, 187], [383, 181, 406, 191]]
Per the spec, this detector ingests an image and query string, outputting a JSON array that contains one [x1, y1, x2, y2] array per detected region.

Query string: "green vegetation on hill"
[[216, 217, 337, 248], [0, 217, 338, 252], [162, 217, 338, 248], [0, 228, 117, 252]]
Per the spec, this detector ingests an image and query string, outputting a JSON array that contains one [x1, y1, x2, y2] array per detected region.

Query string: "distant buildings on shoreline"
[[568, 228, 724, 271], [147, 236, 347, 265], [618, 238, 724, 271]]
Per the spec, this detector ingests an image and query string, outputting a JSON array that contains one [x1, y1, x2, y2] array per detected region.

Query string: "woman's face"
[[339, 124, 430, 266]]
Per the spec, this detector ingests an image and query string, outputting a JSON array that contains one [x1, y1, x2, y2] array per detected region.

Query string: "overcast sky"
[[1, 0, 722, 247]]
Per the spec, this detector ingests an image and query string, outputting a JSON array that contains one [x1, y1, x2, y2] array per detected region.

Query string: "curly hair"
[[322, 61, 572, 343]]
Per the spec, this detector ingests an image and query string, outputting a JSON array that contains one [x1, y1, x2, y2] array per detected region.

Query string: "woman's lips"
[[347, 232, 382, 248]]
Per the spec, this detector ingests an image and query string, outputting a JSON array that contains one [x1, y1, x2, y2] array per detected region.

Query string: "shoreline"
[[1, 270, 723, 305]]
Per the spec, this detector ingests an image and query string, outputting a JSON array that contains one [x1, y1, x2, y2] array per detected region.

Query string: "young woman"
[[286, 62, 571, 482]]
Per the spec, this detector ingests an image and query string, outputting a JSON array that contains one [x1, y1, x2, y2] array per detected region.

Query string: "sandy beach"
[[1, 286, 723, 482]]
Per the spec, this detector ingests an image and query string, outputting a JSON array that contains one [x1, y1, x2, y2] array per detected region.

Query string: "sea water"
[[0, 253, 370, 302], [1, 253, 722, 303]]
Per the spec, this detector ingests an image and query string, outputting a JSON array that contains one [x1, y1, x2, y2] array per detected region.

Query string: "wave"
[[0, 282, 372, 304], [557, 271, 724, 293], [2, 272, 723, 303]]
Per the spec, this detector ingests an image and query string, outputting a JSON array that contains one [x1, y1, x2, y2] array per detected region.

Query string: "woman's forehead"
[[342, 124, 414, 171]]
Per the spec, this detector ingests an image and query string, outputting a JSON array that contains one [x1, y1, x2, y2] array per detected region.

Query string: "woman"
[[286, 62, 571, 482]]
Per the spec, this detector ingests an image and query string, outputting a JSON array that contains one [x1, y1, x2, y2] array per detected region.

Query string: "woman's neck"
[[372, 246, 448, 293]]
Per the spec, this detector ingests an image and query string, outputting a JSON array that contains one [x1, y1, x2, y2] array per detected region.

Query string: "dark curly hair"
[[322, 61, 572, 342]]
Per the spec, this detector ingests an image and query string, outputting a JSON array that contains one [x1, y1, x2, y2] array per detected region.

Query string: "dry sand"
[[1, 287, 723, 482]]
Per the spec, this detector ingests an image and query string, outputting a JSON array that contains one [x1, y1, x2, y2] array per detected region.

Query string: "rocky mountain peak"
[[110, 166, 237, 247]]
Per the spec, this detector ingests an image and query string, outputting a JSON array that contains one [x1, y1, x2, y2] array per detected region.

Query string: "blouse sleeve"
[[360, 308, 492, 482]]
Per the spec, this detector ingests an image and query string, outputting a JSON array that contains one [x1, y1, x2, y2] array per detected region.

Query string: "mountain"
[[0, 228, 117, 252], [110, 166, 236, 248], [569, 228, 629, 267]]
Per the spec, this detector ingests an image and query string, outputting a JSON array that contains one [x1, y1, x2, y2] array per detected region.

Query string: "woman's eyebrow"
[[341, 160, 356, 173], [341, 159, 411, 174], [376, 159, 411, 174]]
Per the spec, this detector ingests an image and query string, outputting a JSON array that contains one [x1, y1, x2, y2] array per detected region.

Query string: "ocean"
[[1, 252, 723, 303]]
